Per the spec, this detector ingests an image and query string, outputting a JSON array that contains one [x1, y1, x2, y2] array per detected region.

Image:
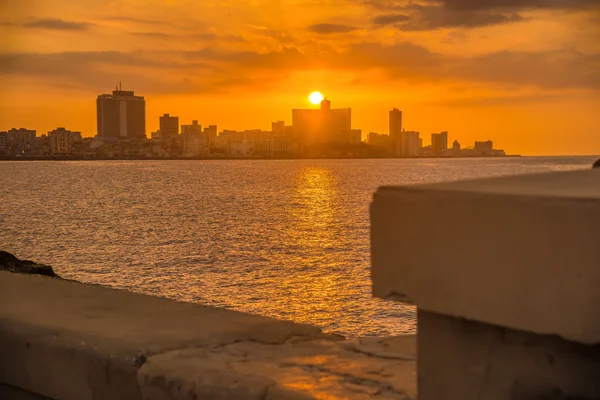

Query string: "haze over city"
[[2, 0, 599, 155]]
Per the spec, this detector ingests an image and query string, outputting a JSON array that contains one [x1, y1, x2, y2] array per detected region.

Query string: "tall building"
[[159, 114, 179, 142], [96, 87, 146, 139], [292, 99, 351, 149], [389, 108, 403, 156], [431, 131, 448, 156], [203, 125, 217, 149], [48, 127, 82, 155], [401, 130, 420, 157], [181, 120, 202, 135]]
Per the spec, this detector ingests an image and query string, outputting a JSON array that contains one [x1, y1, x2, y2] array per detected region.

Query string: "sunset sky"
[[2, 0, 599, 155]]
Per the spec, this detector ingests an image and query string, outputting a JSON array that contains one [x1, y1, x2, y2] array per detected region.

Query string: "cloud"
[[23, 18, 91, 30], [1, 43, 598, 94], [426, 0, 600, 11], [192, 33, 246, 43], [103, 16, 164, 25], [372, 14, 410, 25], [130, 31, 171, 38], [364, 0, 600, 12], [307, 23, 361, 34], [371, 3, 524, 30]]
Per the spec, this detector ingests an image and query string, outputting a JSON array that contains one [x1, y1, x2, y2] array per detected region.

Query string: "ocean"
[[1, 156, 595, 337]]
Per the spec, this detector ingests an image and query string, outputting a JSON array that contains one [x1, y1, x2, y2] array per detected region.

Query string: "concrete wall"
[[0, 271, 416, 400], [371, 169, 600, 399]]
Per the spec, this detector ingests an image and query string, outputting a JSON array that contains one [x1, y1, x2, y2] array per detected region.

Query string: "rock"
[[593, 159, 600, 169], [0, 251, 60, 278]]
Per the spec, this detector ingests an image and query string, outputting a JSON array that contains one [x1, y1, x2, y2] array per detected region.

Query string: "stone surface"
[[0, 383, 53, 400], [417, 310, 600, 400], [0, 251, 59, 278], [0, 271, 415, 399], [371, 169, 600, 344], [140, 337, 416, 400]]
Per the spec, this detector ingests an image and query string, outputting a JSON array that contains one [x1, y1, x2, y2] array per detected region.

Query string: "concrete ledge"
[[0, 271, 416, 399], [418, 310, 600, 400], [371, 169, 600, 345]]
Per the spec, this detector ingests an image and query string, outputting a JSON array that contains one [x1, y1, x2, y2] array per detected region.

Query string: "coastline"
[[0, 154, 522, 161]]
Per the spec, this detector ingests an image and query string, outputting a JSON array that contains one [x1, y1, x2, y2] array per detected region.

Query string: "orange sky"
[[1, 0, 599, 155]]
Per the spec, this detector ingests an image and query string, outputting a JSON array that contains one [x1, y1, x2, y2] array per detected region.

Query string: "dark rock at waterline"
[[0, 251, 60, 278], [593, 159, 600, 169]]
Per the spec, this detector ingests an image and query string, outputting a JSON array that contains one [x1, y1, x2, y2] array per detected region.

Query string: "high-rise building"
[[96, 87, 146, 139], [431, 131, 448, 156], [401, 130, 420, 157], [204, 125, 217, 149], [389, 108, 403, 156], [292, 99, 351, 149], [48, 127, 82, 155], [159, 114, 179, 142], [181, 120, 202, 135]]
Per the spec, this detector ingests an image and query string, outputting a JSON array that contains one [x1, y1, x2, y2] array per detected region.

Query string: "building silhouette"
[[48, 127, 82, 155], [272, 121, 285, 136], [474, 140, 494, 156], [159, 114, 179, 142], [181, 120, 202, 136], [96, 86, 146, 139], [292, 99, 352, 149], [389, 108, 403, 156], [431, 131, 448, 156], [452, 140, 461, 156], [0, 128, 36, 155], [401, 130, 420, 157]]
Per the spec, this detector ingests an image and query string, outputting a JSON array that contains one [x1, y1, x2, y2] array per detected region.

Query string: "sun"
[[309, 91, 324, 105]]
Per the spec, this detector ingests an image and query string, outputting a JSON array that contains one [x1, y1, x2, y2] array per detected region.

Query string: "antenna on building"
[[115, 83, 118, 91], [119, 81, 122, 91]]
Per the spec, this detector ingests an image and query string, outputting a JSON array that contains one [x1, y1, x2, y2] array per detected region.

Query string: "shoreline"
[[0, 155, 522, 161]]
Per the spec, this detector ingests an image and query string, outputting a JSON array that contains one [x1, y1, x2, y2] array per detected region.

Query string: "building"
[[292, 99, 352, 149], [350, 129, 362, 145], [182, 135, 209, 157], [159, 114, 179, 142], [474, 140, 494, 156], [0, 132, 7, 153], [389, 108, 403, 156], [181, 121, 208, 157], [0, 128, 37, 155], [150, 130, 161, 140], [272, 121, 285, 135], [452, 140, 461, 156], [400, 130, 420, 157], [204, 125, 217, 149], [431, 131, 448, 156], [367, 132, 394, 153], [48, 128, 82, 155], [181, 120, 202, 136], [96, 87, 146, 139]]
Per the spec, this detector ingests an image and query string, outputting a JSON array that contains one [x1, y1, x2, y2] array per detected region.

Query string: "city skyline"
[[0, 86, 508, 156], [2, 0, 600, 155], [0, 87, 509, 158]]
